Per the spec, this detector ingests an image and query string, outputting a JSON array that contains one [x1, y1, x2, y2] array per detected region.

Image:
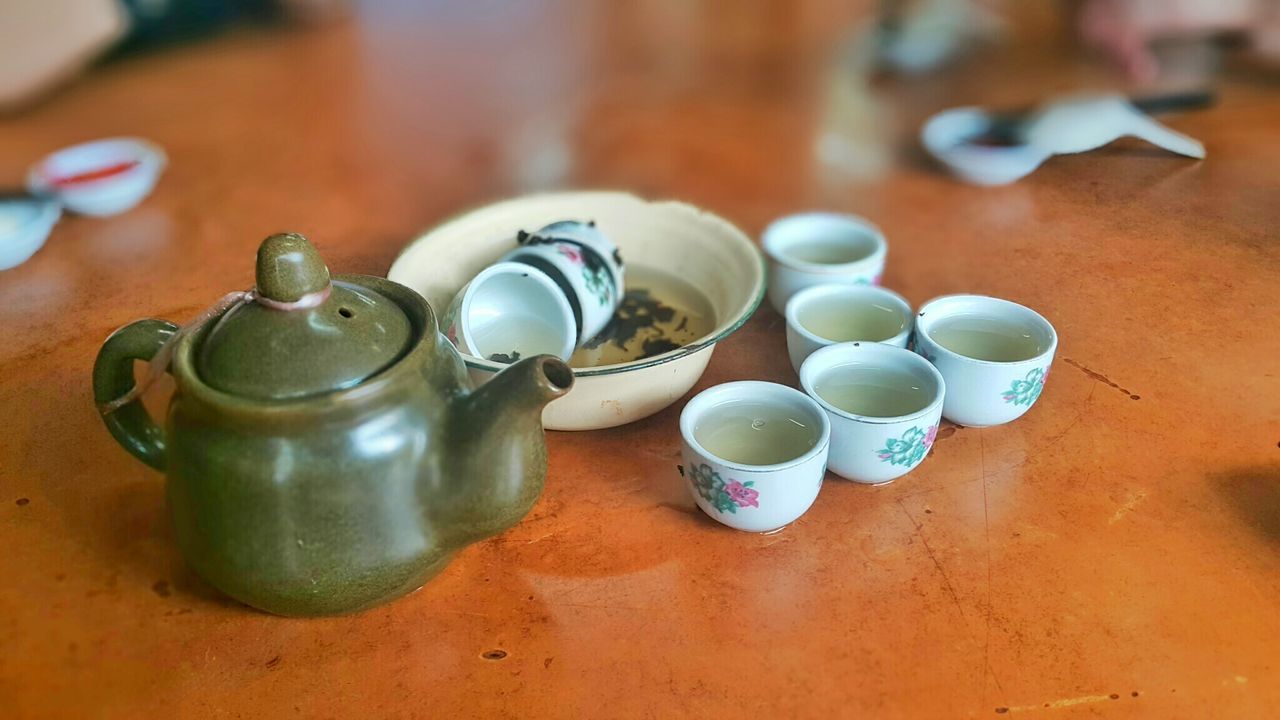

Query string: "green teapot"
[[92, 233, 573, 616]]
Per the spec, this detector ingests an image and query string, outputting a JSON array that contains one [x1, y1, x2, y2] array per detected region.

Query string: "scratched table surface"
[[2, 2, 1278, 718]]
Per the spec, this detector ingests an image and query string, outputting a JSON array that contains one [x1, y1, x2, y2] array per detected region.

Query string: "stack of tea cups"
[[680, 212, 1057, 532], [440, 220, 625, 364]]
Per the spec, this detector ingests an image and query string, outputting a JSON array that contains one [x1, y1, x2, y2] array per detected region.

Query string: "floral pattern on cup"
[[551, 242, 613, 305], [689, 463, 759, 514], [582, 265, 613, 307], [1002, 367, 1047, 406], [876, 424, 937, 467], [556, 243, 584, 265], [513, 226, 622, 319]]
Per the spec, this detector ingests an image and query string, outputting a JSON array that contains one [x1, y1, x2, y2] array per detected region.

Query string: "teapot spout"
[[434, 355, 573, 547]]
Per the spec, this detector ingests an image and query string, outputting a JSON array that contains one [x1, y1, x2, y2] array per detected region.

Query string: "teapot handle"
[[93, 319, 179, 471]]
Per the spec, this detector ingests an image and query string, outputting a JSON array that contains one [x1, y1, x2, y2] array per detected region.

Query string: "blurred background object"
[[875, 0, 1007, 74], [5, 1, 1279, 116], [1076, 0, 1280, 83], [0, 0, 349, 113]]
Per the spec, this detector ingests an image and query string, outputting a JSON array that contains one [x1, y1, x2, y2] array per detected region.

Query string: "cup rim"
[[761, 212, 887, 274], [785, 283, 913, 348], [680, 380, 831, 473], [799, 342, 947, 425], [458, 261, 577, 362], [915, 294, 1058, 367]]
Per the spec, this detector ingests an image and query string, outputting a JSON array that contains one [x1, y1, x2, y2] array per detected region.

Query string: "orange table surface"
[[1, 3, 1277, 718]]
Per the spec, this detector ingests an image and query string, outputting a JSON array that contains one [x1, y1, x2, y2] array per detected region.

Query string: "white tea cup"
[[800, 342, 945, 485], [440, 262, 577, 363], [501, 220, 625, 345], [785, 283, 912, 374], [679, 381, 830, 532], [762, 212, 887, 315], [913, 294, 1057, 427]]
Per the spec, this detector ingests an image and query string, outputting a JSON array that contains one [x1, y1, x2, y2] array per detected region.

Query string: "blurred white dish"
[[27, 137, 166, 216], [0, 195, 61, 271], [922, 93, 1205, 186]]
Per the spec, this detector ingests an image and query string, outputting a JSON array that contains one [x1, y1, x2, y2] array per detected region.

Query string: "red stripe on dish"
[[47, 160, 141, 187]]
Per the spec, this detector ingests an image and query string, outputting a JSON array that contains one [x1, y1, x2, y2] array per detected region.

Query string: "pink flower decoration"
[[924, 424, 938, 448], [556, 244, 584, 265], [872, 273, 883, 285], [725, 480, 759, 509], [445, 324, 458, 344]]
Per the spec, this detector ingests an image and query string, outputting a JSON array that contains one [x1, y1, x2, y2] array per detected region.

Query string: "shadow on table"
[[98, 477, 247, 609], [1213, 464, 1280, 546]]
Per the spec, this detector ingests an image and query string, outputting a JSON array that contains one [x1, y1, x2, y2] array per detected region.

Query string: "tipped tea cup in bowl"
[[500, 219, 625, 345], [440, 262, 577, 364]]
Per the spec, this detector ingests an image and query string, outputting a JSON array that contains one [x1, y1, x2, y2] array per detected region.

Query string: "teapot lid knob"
[[256, 232, 330, 302]]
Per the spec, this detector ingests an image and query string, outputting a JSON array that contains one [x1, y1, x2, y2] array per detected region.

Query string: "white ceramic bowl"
[[27, 137, 166, 217], [679, 381, 830, 532], [0, 195, 61, 271], [800, 342, 945, 484], [388, 191, 765, 431], [785, 283, 912, 374], [762, 212, 887, 314], [913, 294, 1057, 427], [439, 262, 576, 363]]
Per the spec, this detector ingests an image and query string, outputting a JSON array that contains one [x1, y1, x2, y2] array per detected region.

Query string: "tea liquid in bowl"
[[814, 365, 933, 417], [569, 265, 716, 367], [693, 400, 821, 466], [800, 302, 905, 342], [928, 315, 1045, 362]]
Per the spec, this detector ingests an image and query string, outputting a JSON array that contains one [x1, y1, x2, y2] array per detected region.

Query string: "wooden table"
[[2, 3, 1277, 718]]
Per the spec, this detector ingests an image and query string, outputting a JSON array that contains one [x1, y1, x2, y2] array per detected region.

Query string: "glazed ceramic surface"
[[679, 381, 830, 533], [913, 294, 1057, 427], [500, 220, 624, 344], [439, 262, 576, 363], [923, 94, 1205, 186], [92, 233, 572, 616], [785, 283, 912, 374], [800, 342, 944, 484], [0, 194, 60, 270], [27, 137, 166, 216], [762, 212, 887, 314], [388, 192, 765, 431]]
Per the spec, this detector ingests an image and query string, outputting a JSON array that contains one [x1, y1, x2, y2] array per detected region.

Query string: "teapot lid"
[[196, 233, 412, 400]]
